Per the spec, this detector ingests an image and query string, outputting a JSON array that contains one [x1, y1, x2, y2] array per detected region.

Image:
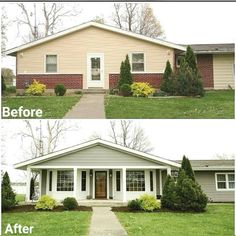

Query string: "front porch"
[[26, 166, 172, 203]]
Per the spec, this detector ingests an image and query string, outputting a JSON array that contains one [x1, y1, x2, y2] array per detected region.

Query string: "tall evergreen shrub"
[[118, 55, 132, 88]]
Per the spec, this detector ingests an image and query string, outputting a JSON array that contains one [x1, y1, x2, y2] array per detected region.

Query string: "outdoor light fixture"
[[89, 169, 93, 177], [109, 169, 112, 178]]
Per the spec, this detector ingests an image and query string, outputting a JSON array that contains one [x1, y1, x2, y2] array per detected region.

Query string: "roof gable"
[[6, 21, 186, 56]]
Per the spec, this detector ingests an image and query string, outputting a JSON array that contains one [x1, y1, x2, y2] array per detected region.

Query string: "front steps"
[[78, 200, 127, 207], [83, 88, 108, 94]]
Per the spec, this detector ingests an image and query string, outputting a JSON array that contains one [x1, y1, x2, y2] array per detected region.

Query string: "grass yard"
[[105, 90, 234, 119], [1, 96, 80, 119], [2, 211, 91, 235], [116, 204, 234, 236]]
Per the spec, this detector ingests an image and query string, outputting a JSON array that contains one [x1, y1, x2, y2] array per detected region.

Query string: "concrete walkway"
[[89, 207, 127, 236], [64, 94, 105, 119]]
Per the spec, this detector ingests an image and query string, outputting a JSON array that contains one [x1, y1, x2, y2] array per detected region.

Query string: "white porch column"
[[167, 167, 171, 176], [159, 170, 163, 195], [122, 167, 126, 202], [74, 168, 78, 199], [26, 167, 31, 202], [39, 170, 42, 197]]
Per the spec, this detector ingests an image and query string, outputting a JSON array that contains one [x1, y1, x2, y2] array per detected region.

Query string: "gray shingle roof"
[[189, 44, 234, 54]]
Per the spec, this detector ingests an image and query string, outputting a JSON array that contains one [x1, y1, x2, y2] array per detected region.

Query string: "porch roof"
[[14, 139, 180, 170]]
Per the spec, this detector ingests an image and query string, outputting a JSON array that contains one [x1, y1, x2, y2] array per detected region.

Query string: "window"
[[49, 171, 52, 191], [216, 173, 234, 190], [81, 171, 86, 191], [126, 171, 145, 191], [57, 171, 74, 191], [116, 171, 121, 191], [46, 55, 57, 73], [131, 53, 145, 72], [150, 171, 153, 191]]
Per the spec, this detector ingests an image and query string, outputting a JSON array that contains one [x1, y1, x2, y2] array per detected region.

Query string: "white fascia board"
[[193, 167, 235, 171], [14, 139, 180, 170], [6, 22, 186, 56]]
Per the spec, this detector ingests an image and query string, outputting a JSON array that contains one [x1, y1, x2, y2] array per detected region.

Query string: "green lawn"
[[105, 90, 234, 119], [15, 194, 25, 203], [116, 205, 234, 236], [1, 96, 80, 119], [2, 211, 91, 235]]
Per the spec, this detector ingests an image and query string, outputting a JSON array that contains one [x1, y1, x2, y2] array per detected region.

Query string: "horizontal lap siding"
[[213, 54, 235, 89], [17, 26, 175, 89], [195, 171, 234, 202], [38, 145, 162, 167]]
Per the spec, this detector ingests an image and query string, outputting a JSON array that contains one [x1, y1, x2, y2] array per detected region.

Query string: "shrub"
[[54, 84, 66, 96], [139, 194, 160, 212], [131, 82, 155, 97], [153, 90, 167, 97], [74, 90, 82, 95], [128, 199, 141, 211], [181, 155, 195, 181], [160, 60, 173, 93], [62, 197, 78, 210], [25, 80, 46, 96], [1, 172, 16, 210], [120, 83, 131, 97], [35, 195, 57, 210], [118, 55, 132, 88], [1, 75, 6, 93], [6, 86, 16, 93]]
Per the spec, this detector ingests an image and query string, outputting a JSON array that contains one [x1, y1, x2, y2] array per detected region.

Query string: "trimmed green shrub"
[[62, 197, 78, 210], [120, 83, 131, 97], [128, 199, 141, 211], [160, 60, 173, 93], [1, 172, 16, 210], [35, 195, 57, 210], [139, 194, 160, 212], [131, 82, 155, 97], [25, 80, 46, 96], [54, 84, 66, 96], [6, 86, 16, 93], [181, 155, 195, 181], [118, 55, 132, 88]]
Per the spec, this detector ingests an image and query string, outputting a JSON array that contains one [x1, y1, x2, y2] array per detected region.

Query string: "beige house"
[[6, 21, 235, 92], [14, 139, 234, 203]]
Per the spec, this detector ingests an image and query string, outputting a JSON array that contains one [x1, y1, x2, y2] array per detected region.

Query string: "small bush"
[[35, 195, 57, 210], [120, 83, 131, 96], [139, 194, 160, 212], [25, 80, 46, 96], [1, 76, 6, 93], [109, 88, 119, 95], [128, 199, 141, 211], [62, 197, 78, 210], [153, 90, 167, 97], [131, 82, 155, 97], [6, 86, 16, 93], [54, 84, 66, 96]]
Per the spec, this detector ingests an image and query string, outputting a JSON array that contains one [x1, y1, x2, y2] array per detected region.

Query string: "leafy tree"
[[30, 177, 35, 200], [1, 68, 15, 86], [160, 60, 172, 93], [181, 155, 195, 181], [1, 75, 6, 93], [161, 175, 178, 210], [1, 172, 16, 210], [118, 55, 132, 88]]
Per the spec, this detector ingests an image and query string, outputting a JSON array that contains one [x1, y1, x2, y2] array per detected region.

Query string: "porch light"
[[109, 169, 112, 178], [89, 169, 93, 177]]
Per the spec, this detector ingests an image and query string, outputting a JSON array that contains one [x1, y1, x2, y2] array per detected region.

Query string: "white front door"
[[87, 53, 104, 88]]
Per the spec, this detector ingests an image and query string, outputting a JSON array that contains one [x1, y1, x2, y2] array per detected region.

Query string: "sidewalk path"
[[64, 94, 105, 119], [89, 207, 127, 236]]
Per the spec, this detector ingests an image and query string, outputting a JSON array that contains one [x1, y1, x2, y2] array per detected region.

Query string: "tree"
[[92, 16, 105, 24], [181, 155, 195, 181], [15, 3, 81, 42], [1, 172, 16, 210], [112, 3, 164, 38], [1, 6, 9, 56], [160, 60, 172, 93], [30, 177, 35, 200], [1, 75, 6, 93], [185, 46, 198, 73], [118, 55, 132, 88], [1, 68, 15, 87], [109, 120, 153, 152]]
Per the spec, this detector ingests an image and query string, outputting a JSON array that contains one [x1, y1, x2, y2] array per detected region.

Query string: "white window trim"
[[44, 54, 59, 74], [215, 172, 235, 191], [56, 169, 74, 192], [130, 52, 146, 73]]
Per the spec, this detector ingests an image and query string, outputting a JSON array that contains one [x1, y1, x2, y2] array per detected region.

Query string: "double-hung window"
[[46, 55, 57, 73], [216, 173, 234, 190], [131, 53, 145, 72]]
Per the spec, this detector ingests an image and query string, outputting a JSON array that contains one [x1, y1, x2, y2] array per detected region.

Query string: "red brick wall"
[[16, 74, 83, 89], [109, 73, 163, 89], [197, 54, 214, 88]]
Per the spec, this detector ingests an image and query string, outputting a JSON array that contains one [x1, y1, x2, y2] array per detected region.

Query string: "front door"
[[95, 171, 107, 199], [87, 53, 104, 88]]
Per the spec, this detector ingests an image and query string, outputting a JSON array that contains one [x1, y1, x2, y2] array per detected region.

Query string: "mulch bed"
[[3, 205, 92, 213]]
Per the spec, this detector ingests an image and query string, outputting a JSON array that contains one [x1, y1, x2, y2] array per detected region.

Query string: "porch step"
[[78, 200, 127, 207], [83, 88, 107, 94]]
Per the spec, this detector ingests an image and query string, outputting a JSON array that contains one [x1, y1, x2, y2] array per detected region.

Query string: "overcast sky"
[[1, 120, 235, 182], [2, 2, 236, 71]]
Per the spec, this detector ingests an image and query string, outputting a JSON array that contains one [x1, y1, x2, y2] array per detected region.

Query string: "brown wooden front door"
[[95, 171, 107, 199]]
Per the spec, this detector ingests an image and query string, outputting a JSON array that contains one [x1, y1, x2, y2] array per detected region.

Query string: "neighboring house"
[[6, 22, 235, 93], [11, 182, 26, 194], [14, 139, 234, 203]]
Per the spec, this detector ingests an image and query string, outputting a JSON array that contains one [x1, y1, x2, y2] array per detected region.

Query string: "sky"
[[1, 119, 235, 182], [1, 2, 236, 71]]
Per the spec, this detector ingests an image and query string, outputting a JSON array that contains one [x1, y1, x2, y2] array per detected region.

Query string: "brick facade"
[[16, 74, 83, 89], [109, 73, 163, 89], [196, 54, 214, 88]]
